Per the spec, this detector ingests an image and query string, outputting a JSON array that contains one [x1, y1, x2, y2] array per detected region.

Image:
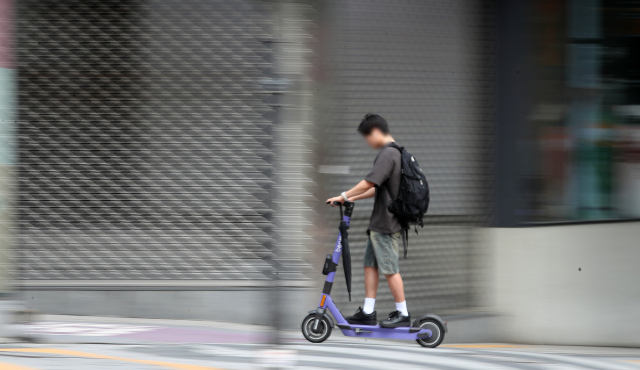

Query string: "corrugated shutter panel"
[[17, 0, 282, 283], [314, 0, 494, 312]]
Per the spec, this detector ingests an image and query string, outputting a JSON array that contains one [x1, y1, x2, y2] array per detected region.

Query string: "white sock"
[[363, 298, 376, 314], [396, 300, 409, 316]]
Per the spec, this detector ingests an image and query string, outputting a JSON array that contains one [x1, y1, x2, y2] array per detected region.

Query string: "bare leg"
[[364, 267, 379, 298], [385, 273, 405, 303]]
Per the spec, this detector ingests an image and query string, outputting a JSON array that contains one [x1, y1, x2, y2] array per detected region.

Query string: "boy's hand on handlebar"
[[326, 196, 344, 206]]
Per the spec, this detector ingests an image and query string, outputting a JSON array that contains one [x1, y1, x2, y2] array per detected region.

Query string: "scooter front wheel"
[[301, 314, 332, 343]]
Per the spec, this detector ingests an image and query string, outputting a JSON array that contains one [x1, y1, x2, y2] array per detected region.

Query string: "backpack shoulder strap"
[[388, 142, 403, 152], [402, 229, 408, 259], [379, 142, 402, 204]]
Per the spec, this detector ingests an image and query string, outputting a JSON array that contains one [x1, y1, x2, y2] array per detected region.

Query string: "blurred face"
[[363, 128, 387, 149]]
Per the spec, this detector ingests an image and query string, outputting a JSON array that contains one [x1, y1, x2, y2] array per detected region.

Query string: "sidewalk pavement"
[[22, 314, 272, 345], [2, 315, 640, 369]]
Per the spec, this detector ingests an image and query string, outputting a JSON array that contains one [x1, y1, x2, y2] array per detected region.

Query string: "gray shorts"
[[363, 230, 401, 275]]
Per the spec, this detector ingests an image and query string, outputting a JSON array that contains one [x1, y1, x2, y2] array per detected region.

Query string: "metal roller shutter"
[[313, 0, 494, 312], [17, 0, 284, 284]]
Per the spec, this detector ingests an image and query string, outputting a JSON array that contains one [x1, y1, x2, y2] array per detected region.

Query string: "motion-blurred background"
[[0, 0, 639, 347]]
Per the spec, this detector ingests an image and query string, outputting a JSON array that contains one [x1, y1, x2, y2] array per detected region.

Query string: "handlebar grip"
[[333, 201, 342, 206]]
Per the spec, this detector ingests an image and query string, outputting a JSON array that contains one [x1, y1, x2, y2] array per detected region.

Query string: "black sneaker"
[[346, 307, 377, 326], [380, 310, 411, 328]]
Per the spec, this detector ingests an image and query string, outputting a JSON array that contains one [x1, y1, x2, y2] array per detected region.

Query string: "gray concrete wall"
[[20, 288, 317, 329], [487, 222, 640, 346], [24, 221, 640, 345]]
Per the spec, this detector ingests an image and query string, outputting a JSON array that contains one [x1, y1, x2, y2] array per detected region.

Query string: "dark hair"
[[357, 113, 390, 135]]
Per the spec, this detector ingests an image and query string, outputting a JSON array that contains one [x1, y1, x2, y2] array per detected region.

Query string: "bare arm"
[[349, 187, 375, 201], [326, 180, 376, 206]]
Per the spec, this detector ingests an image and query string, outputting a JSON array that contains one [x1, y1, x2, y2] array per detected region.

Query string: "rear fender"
[[412, 314, 448, 333]]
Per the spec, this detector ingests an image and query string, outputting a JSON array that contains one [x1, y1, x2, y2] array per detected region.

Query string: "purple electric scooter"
[[301, 201, 447, 348]]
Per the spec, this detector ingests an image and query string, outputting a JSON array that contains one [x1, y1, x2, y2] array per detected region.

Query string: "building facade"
[[12, 0, 640, 346]]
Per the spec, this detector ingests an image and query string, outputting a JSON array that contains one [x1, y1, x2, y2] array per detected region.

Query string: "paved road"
[[1, 316, 640, 369]]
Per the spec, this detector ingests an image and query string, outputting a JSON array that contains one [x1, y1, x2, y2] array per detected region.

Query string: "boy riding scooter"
[[304, 113, 442, 346], [325, 113, 410, 328]]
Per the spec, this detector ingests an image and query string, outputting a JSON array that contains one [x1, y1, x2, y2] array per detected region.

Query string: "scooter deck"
[[313, 202, 438, 343], [336, 323, 433, 340]]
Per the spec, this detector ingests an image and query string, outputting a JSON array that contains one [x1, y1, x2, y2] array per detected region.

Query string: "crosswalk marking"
[[296, 355, 433, 370], [3, 341, 640, 370], [264, 342, 640, 370], [27, 322, 158, 337], [444, 344, 526, 349], [289, 344, 522, 370], [487, 349, 640, 370]]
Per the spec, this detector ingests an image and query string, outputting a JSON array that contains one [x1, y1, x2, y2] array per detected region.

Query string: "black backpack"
[[383, 142, 430, 257]]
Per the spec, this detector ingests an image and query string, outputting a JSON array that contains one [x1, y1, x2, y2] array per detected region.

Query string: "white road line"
[[288, 344, 523, 370], [192, 345, 440, 370], [192, 345, 442, 370], [27, 322, 158, 337], [295, 354, 438, 370], [314, 343, 640, 370], [300, 340, 640, 369], [486, 350, 640, 370]]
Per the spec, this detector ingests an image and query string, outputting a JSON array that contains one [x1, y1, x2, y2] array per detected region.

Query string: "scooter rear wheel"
[[416, 318, 445, 348], [301, 314, 332, 343]]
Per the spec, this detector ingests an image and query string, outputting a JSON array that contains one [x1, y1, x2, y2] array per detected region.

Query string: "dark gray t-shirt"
[[364, 144, 402, 234]]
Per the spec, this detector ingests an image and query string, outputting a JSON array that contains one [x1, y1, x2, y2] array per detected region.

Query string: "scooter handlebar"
[[325, 200, 343, 206]]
